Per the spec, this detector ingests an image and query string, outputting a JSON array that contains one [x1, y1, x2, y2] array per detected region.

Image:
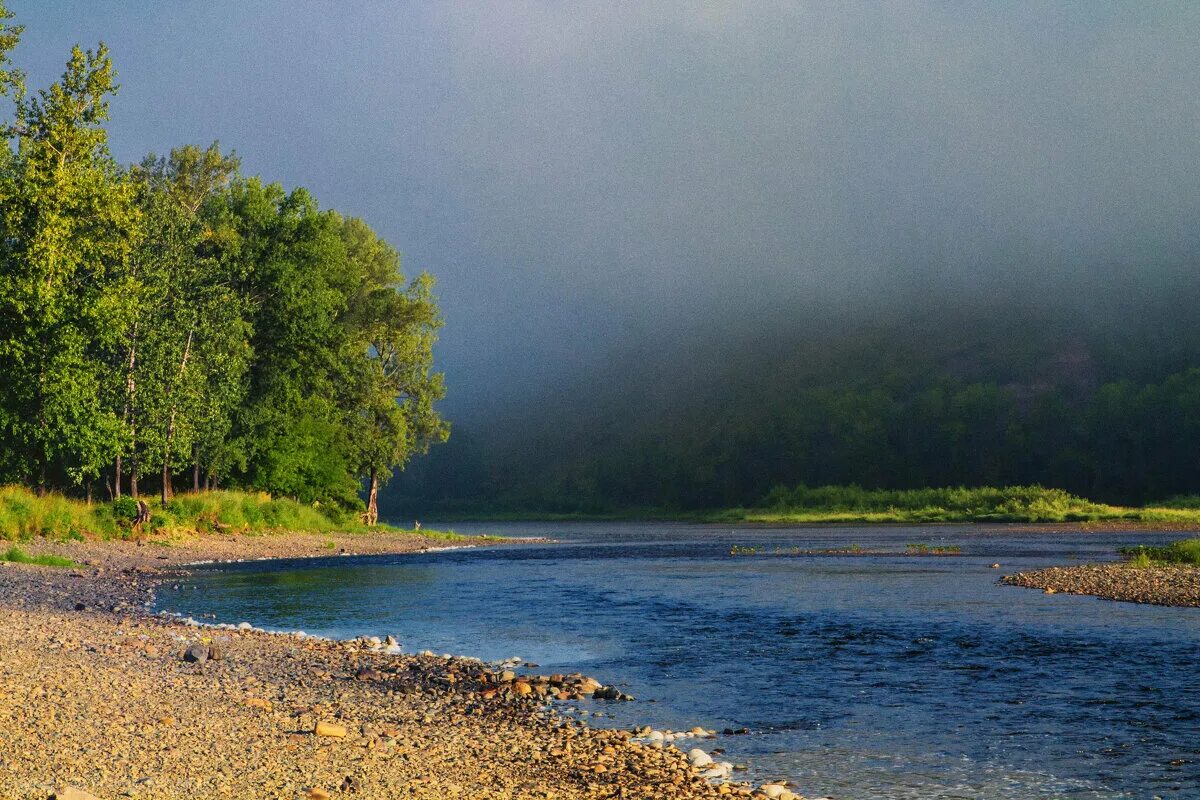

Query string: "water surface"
[[157, 523, 1200, 799]]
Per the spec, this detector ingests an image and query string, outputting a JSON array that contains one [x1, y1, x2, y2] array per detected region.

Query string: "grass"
[[0, 546, 78, 567], [728, 484, 1200, 525], [0, 485, 467, 542], [906, 543, 963, 555], [1119, 539, 1200, 567]]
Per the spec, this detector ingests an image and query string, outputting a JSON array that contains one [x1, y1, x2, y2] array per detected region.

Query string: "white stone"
[[687, 748, 713, 768]]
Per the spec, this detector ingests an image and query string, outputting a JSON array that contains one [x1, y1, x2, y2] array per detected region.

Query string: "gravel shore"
[[0, 535, 775, 800], [1001, 563, 1200, 607]]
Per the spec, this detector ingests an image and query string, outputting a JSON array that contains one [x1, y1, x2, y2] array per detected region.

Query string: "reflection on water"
[[157, 523, 1200, 799]]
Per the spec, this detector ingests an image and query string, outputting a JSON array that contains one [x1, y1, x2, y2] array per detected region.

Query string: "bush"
[[1120, 539, 1200, 566]]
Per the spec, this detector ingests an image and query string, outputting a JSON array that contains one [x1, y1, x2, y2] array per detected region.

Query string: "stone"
[[244, 697, 272, 711], [306, 789, 331, 800], [687, 748, 713, 768], [182, 644, 208, 664], [579, 677, 603, 693], [50, 788, 101, 800], [384, 635, 398, 647], [314, 721, 347, 738]]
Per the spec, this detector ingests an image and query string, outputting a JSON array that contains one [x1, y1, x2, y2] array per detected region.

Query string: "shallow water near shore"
[[156, 523, 1200, 799]]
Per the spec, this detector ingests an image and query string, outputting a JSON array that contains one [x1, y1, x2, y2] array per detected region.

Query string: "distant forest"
[[0, 9, 446, 522], [387, 292, 1200, 514]]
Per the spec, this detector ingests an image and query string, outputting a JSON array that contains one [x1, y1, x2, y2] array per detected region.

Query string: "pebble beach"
[[0, 534, 804, 800], [1002, 563, 1200, 607]]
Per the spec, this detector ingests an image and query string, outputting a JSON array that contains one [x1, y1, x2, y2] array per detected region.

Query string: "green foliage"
[[0, 485, 461, 541], [1154, 496, 1200, 510], [0, 7, 446, 507], [161, 490, 355, 532], [755, 484, 1111, 523], [0, 485, 109, 539], [109, 495, 139, 521], [0, 546, 78, 567], [1119, 540, 1200, 567]]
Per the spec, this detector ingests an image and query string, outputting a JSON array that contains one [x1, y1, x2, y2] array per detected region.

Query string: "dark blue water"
[[156, 523, 1200, 799]]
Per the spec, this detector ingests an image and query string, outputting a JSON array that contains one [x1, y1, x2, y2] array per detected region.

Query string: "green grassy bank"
[[426, 485, 1200, 526], [722, 484, 1200, 524], [1120, 539, 1200, 567], [0, 486, 463, 542]]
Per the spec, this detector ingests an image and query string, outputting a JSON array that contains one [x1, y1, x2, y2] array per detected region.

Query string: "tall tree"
[[123, 143, 244, 504], [0, 31, 140, 493], [340, 217, 448, 524]]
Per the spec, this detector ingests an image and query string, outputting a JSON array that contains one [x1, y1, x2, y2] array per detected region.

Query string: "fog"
[[17, 2, 1200, 418]]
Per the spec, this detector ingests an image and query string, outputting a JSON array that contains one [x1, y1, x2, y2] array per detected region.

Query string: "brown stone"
[[314, 721, 347, 738]]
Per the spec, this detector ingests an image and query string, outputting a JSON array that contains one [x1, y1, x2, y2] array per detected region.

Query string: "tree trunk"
[[86, 482, 93, 505], [161, 328, 194, 507], [193, 446, 201, 492], [131, 466, 139, 499], [366, 468, 379, 526], [160, 462, 172, 506], [118, 322, 138, 501]]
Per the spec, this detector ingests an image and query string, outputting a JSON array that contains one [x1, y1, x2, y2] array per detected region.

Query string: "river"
[[155, 522, 1200, 799]]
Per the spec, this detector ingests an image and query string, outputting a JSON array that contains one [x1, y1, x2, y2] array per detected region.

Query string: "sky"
[[13, 1, 1200, 418]]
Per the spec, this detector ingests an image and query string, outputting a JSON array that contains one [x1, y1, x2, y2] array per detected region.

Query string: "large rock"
[[182, 644, 209, 664], [687, 748, 713, 768]]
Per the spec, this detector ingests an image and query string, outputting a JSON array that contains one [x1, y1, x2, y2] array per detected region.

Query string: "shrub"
[[1120, 539, 1200, 566]]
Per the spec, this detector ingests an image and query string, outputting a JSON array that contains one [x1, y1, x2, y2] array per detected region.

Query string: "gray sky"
[[15, 2, 1200, 416]]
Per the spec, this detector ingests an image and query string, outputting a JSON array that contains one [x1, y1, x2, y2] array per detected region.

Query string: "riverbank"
[[420, 485, 1200, 529], [9, 528, 485, 572], [1001, 564, 1200, 607], [0, 536, 769, 800]]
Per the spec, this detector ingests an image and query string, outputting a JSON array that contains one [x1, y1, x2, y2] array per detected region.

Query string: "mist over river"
[[156, 523, 1200, 799]]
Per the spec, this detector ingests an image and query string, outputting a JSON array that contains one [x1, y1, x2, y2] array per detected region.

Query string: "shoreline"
[[1002, 563, 1200, 607], [0, 534, 795, 800], [431, 513, 1200, 532]]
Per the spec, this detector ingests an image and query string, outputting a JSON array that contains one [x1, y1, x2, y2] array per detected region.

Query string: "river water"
[[155, 523, 1200, 799]]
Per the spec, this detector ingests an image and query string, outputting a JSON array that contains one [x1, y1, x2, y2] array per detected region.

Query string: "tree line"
[[0, 6, 447, 522], [390, 301, 1200, 514]]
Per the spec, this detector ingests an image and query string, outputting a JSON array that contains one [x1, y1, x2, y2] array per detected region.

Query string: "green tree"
[[124, 143, 243, 504], [0, 27, 140, 494], [340, 217, 448, 524]]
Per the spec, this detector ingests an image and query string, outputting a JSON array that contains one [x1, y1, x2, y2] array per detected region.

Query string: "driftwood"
[[133, 500, 151, 544]]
